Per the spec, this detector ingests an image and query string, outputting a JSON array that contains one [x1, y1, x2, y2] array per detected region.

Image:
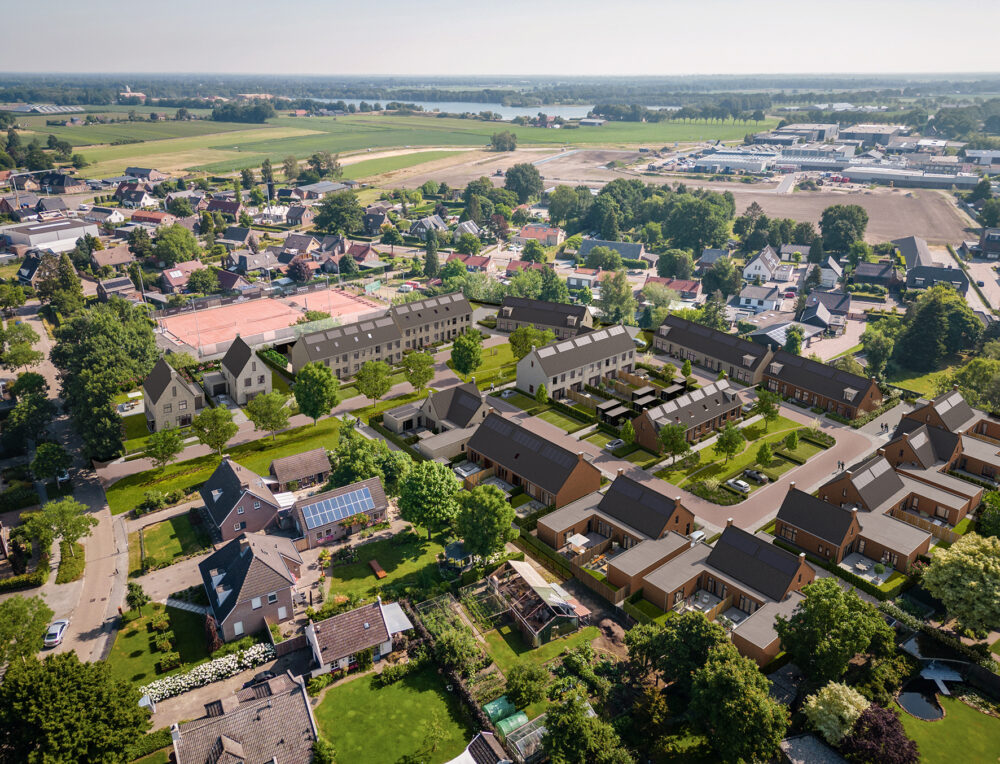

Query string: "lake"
[[318, 99, 598, 121]]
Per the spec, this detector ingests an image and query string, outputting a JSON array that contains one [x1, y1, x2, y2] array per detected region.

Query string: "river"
[[317, 99, 598, 121]]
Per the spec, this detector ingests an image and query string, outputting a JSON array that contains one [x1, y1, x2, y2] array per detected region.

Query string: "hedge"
[[257, 347, 291, 375], [546, 398, 596, 425], [127, 728, 173, 762], [878, 601, 998, 670], [512, 502, 557, 532], [513, 531, 572, 579], [368, 419, 427, 462], [0, 552, 49, 593]]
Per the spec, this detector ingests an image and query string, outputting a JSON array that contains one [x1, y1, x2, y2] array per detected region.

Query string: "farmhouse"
[[895, 235, 969, 295], [465, 413, 601, 508], [199, 533, 301, 641], [496, 296, 593, 339], [515, 325, 635, 399], [512, 223, 565, 247]]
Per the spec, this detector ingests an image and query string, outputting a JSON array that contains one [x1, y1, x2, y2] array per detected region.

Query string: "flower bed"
[[138, 643, 275, 702]]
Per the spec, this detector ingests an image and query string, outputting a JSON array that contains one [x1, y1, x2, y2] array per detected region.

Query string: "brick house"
[[653, 315, 771, 385], [512, 223, 565, 247], [142, 358, 204, 431], [633, 379, 744, 450], [220, 336, 272, 405], [382, 382, 488, 435], [465, 413, 601, 508], [496, 296, 593, 339], [763, 351, 882, 420], [131, 210, 176, 227], [269, 447, 331, 492], [199, 533, 302, 641], [291, 477, 389, 549], [305, 599, 413, 673], [200, 456, 282, 541]]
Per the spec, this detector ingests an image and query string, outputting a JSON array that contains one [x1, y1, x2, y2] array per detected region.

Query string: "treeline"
[[210, 100, 276, 123]]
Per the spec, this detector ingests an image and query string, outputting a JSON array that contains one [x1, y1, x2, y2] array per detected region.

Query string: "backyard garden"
[[127, 512, 212, 577]]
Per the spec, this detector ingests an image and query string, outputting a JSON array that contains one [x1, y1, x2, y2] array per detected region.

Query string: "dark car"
[[744, 469, 769, 485], [243, 670, 276, 688]]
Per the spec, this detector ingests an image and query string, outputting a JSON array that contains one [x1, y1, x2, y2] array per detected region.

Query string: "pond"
[[897, 679, 944, 721]]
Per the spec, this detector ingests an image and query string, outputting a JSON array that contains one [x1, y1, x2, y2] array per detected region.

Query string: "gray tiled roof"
[[390, 291, 471, 330], [834, 455, 905, 511], [199, 533, 301, 624], [221, 336, 255, 377], [607, 532, 690, 577], [269, 447, 330, 485], [425, 382, 485, 428], [643, 379, 742, 432], [894, 235, 935, 269], [310, 601, 390, 664], [766, 350, 875, 406], [776, 488, 857, 545], [656, 315, 770, 371], [805, 290, 851, 315], [499, 296, 589, 331], [467, 413, 588, 495], [890, 422, 959, 468], [924, 389, 977, 433], [200, 457, 278, 527], [529, 325, 634, 377], [174, 674, 316, 764], [578, 238, 643, 259], [597, 475, 684, 539], [706, 525, 803, 601]]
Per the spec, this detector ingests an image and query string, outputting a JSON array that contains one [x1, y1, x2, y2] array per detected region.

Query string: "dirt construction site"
[[390, 146, 975, 245]]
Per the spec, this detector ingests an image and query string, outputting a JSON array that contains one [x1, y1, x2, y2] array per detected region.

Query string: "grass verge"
[[55, 541, 85, 584]]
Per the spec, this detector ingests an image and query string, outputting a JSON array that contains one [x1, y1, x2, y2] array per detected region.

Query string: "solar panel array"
[[299, 486, 375, 530]]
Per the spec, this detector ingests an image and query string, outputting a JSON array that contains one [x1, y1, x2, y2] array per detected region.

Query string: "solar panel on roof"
[[397, 305, 410, 313], [512, 430, 538, 448], [537, 347, 555, 357], [299, 486, 375, 530], [871, 460, 890, 476], [613, 479, 642, 500], [555, 341, 573, 352]]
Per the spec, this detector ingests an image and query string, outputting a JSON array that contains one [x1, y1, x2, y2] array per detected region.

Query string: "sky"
[[3, 0, 999, 76]]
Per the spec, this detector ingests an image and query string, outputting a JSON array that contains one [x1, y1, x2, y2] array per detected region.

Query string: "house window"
[[234, 521, 246, 531], [178, 400, 188, 411], [251, 597, 262, 610], [935, 506, 948, 519], [233, 621, 244, 636], [244, 378, 251, 387], [237, 507, 245, 515], [163, 404, 172, 414], [258, 375, 265, 384], [781, 525, 797, 543], [267, 592, 278, 604], [253, 500, 261, 509]]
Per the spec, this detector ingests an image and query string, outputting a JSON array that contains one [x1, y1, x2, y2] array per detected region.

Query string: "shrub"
[[126, 728, 173, 761], [159, 651, 181, 671], [150, 613, 170, 632], [155, 634, 174, 653], [874, 563, 885, 574], [375, 662, 412, 687]]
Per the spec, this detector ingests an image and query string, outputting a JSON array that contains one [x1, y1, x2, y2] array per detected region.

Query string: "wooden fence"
[[567, 388, 597, 410], [890, 508, 961, 544], [569, 559, 629, 604]]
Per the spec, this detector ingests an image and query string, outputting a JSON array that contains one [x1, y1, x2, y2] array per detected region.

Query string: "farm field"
[[26, 110, 778, 177]]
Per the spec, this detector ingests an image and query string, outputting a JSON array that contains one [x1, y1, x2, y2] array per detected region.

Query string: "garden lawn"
[[449, 344, 516, 384], [628, 598, 674, 626], [537, 408, 588, 433], [898, 695, 1000, 764], [498, 391, 543, 413], [886, 362, 958, 398], [55, 542, 85, 584], [133, 750, 171, 764], [106, 416, 341, 514], [271, 369, 292, 395], [584, 430, 615, 448], [107, 604, 211, 686], [485, 624, 598, 675], [315, 667, 472, 764], [141, 514, 211, 568], [621, 447, 659, 467], [326, 532, 445, 601]]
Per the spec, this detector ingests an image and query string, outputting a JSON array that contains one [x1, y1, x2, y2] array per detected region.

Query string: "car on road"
[[726, 478, 752, 494], [977, 280, 985, 287], [56, 470, 70, 484], [784, 291, 796, 298], [605, 438, 625, 451], [43, 619, 70, 648], [744, 469, 769, 485], [243, 670, 276, 688], [499, 389, 516, 399]]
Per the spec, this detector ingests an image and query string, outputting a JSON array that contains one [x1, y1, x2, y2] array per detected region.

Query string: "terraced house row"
[[289, 292, 473, 376]]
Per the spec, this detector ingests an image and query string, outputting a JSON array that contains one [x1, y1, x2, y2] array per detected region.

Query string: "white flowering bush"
[[139, 643, 275, 702]]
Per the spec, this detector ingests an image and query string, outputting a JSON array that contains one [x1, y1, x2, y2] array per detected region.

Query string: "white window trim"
[[233, 621, 244, 636], [251, 597, 262, 610]]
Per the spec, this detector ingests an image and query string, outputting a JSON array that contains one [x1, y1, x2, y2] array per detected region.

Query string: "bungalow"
[[216, 225, 256, 251], [446, 253, 491, 272], [269, 447, 331, 492], [819, 257, 843, 288], [199, 533, 301, 641], [362, 209, 388, 235], [453, 219, 484, 241], [200, 456, 282, 541], [220, 335, 272, 405], [465, 413, 601, 508], [83, 206, 127, 226], [506, 259, 549, 277], [229, 249, 281, 275], [643, 276, 701, 301], [805, 290, 852, 317], [578, 238, 649, 265], [291, 477, 388, 549], [142, 358, 204, 431], [171, 673, 317, 764], [125, 167, 168, 182], [496, 296, 592, 339], [205, 198, 242, 218], [763, 350, 882, 420], [410, 214, 448, 241], [305, 599, 413, 674], [160, 260, 206, 293], [779, 243, 813, 262], [130, 210, 176, 227], [566, 267, 601, 290], [516, 324, 635, 399], [853, 261, 901, 288], [512, 223, 565, 248], [216, 270, 253, 293], [653, 314, 772, 385], [742, 246, 781, 281], [738, 285, 782, 313], [97, 276, 137, 302], [633, 379, 744, 449], [35, 197, 68, 215]]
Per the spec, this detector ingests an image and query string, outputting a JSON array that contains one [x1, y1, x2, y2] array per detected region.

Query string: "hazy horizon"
[[4, 0, 999, 77]]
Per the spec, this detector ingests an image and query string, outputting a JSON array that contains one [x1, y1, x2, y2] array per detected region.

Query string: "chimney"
[[799, 552, 806, 560], [845, 470, 853, 478], [851, 507, 858, 514], [616, 468, 624, 477], [488, 406, 496, 415], [788, 481, 796, 493], [953, 384, 959, 391], [877, 447, 885, 455], [726, 517, 733, 527], [222, 454, 231, 462], [577, 451, 585, 463], [171, 724, 181, 743]]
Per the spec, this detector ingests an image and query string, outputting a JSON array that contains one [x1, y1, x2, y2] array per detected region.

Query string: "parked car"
[[784, 291, 796, 298], [43, 619, 70, 648], [977, 280, 985, 287], [499, 389, 516, 399], [741, 402, 755, 414], [397, 284, 413, 293], [605, 438, 625, 451], [56, 470, 70, 484], [243, 670, 276, 688], [744, 469, 769, 485], [726, 478, 751, 494]]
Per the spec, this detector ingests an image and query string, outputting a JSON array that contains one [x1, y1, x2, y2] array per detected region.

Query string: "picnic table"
[[369, 559, 387, 579]]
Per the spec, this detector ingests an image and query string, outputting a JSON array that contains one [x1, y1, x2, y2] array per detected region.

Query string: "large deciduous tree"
[[820, 204, 869, 252], [245, 391, 290, 440], [450, 329, 483, 377], [398, 461, 461, 539], [355, 360, 393, 412], [803, 681, 870, 745], [840, 705, 919, 764], [294, 361, 340, 424], [0, 653, 151, 763], [0, 595, 53, 667], [775, 577, 895, 682], [314, 191, 363, 233], [921, 533, 1000, 633], [656, 611, 730, 695], [595, 269, 637, 325], [191, 407, 239, 455], [542, 688, 633, 764], [30, 442, 72, 482], [509, 325, 555, 360], [152, 224, 201, 266], [401, 351, 435, 392], [455, 484, 517, 560], [504, 163, 543, 203]]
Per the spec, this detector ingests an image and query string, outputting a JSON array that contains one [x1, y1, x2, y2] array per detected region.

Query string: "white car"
[[605, 439, 625, 451], [499, 389, 516, 399], [726, 478, 751, 494], [397, 284, 413, 293], [44, 619, 70, 648]]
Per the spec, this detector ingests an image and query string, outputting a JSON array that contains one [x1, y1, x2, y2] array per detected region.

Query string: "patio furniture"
[[369, 559, 387, 579], [855, 562, 868, 572]]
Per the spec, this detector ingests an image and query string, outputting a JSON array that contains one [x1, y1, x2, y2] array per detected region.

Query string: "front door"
[[278, 606, 287, 620]]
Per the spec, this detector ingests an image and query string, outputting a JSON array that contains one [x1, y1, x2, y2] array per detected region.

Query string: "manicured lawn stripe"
[[315, 667, 472, 764]]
